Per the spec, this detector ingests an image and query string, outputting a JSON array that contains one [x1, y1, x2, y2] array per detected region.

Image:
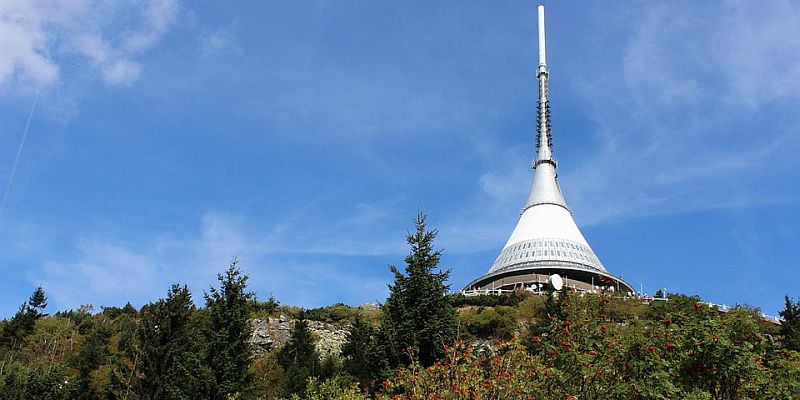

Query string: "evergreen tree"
[[138, 284, 211, 400], [380, 211, 456, 367], [341, 315, 384, 389], [277, 311, 320, 397], [319, 354, 342, 381], [205, 258, 255, 400], [1, 286, 48, 348], [0, 365, 75, 400], [780, 295, 800, 351], [72, 318, 113, 400]]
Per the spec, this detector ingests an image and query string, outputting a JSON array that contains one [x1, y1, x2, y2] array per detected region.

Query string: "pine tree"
[[205, 258, 255, 400], [1, 286, 48, 348], [780, 295, 800, 351], [380, 211, 456, 367], [138, 284, 211, 400], [277, 311, 320, 397]]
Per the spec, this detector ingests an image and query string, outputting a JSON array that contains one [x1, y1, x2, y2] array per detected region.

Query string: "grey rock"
[[248, 316, 350, 359]]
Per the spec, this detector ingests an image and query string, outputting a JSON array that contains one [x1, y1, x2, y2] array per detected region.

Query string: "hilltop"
[[2, 285, 799, 399], [2, 214, 799, 399]]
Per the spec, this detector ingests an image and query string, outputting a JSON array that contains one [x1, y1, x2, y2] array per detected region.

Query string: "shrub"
[[516, 295, 546, 322], [449, 292, 527, 308], [458, 306, 518, 339], [305, 303, 360, 323]]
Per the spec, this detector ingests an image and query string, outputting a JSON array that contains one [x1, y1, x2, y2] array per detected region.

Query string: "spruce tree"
[[380, 211, 456, 367], [205, 258, 255, 400], [277, 311, 320, 397], [780, 295, 800, 351], [138, 284, 211, 400], [73, 318, 113, 400], [342, 315, 383, 389], [1, 286, 48, 348]]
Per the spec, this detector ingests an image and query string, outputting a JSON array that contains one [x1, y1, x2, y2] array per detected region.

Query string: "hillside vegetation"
[[2, 213, 799, 399]]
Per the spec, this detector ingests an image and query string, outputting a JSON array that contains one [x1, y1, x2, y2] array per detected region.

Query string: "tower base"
[[463, 262, 634, 296]]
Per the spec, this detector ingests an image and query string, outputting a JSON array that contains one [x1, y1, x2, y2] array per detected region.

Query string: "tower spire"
[[535, 4, 553, 165], [525, 4, 565, 210]]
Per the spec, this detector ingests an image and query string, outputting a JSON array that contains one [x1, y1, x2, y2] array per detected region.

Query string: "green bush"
[[251, 296, 281, 319], [458, 306, 518, 339], [516, 295, 546, 322], [449, 292, 527, 308], [305, 303, 360, 323]]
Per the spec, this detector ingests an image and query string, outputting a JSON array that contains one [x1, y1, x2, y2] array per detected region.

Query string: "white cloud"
[[123, 0, 179, 52], [560, 1, 800, 225], [0, 4, 59, 86], [0, 0, 180, 88], [102, 60, 142, 85], [37, 205, 408, 310], [718, 1, 800, 106], [199, 28, 241, 57], [39, 217, 247, 311], [42, 242, 164, 309], [619, 1, 800, 111]]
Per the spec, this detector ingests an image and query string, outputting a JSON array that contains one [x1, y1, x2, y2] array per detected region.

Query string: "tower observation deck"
[[463, 5, 634, 296]]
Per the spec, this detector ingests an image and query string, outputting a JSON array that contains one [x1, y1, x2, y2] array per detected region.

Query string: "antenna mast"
[[535, 5, 554, 166], [538, 5, 547, 66]]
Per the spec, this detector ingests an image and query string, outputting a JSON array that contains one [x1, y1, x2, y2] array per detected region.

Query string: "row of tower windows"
[[509, 240, 585, 253], [491, 238, 606, 269], [497, 249, 595, 265]]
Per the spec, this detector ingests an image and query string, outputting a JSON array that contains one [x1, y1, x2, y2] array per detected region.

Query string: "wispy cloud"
[[199, 28, 241, 57], [43, 242, 164, 308], [0, 0, 180, 88], [567, 1, 800, 224], [36, 204, 409, 311]]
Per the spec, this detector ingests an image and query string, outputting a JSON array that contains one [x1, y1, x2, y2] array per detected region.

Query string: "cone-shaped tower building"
[[464, 5, 634, 295]]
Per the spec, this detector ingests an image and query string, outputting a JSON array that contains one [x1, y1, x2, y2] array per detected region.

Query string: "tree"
[[277, 311, 320, 397], [22, 316, 80, 370], [341, 315, 384, 389], [1, 286, 48, 348], [380, 211, 456, 368], [0, 364, 75, 400], [205, 258, 255, 400], [138, 284, 211, 400], [72, 317, 113, 400], [780, 295, 800, 351]]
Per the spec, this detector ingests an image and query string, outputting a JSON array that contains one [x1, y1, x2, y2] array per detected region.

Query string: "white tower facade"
[[464, 5, 633, 295]]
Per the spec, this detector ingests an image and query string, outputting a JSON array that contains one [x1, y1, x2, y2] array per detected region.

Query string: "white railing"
[[701, 301, 782, 324], [457, 291, 783, 324], [460, 289, 516, 296]]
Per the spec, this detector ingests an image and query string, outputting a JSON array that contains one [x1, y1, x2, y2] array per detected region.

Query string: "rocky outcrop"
[[249, 314, 294, 357], [248, 315, 350, 358], [307, 320, 350, 357]]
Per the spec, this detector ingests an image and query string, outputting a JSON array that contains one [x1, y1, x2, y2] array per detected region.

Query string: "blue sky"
[[1, 0, 799, 318]]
